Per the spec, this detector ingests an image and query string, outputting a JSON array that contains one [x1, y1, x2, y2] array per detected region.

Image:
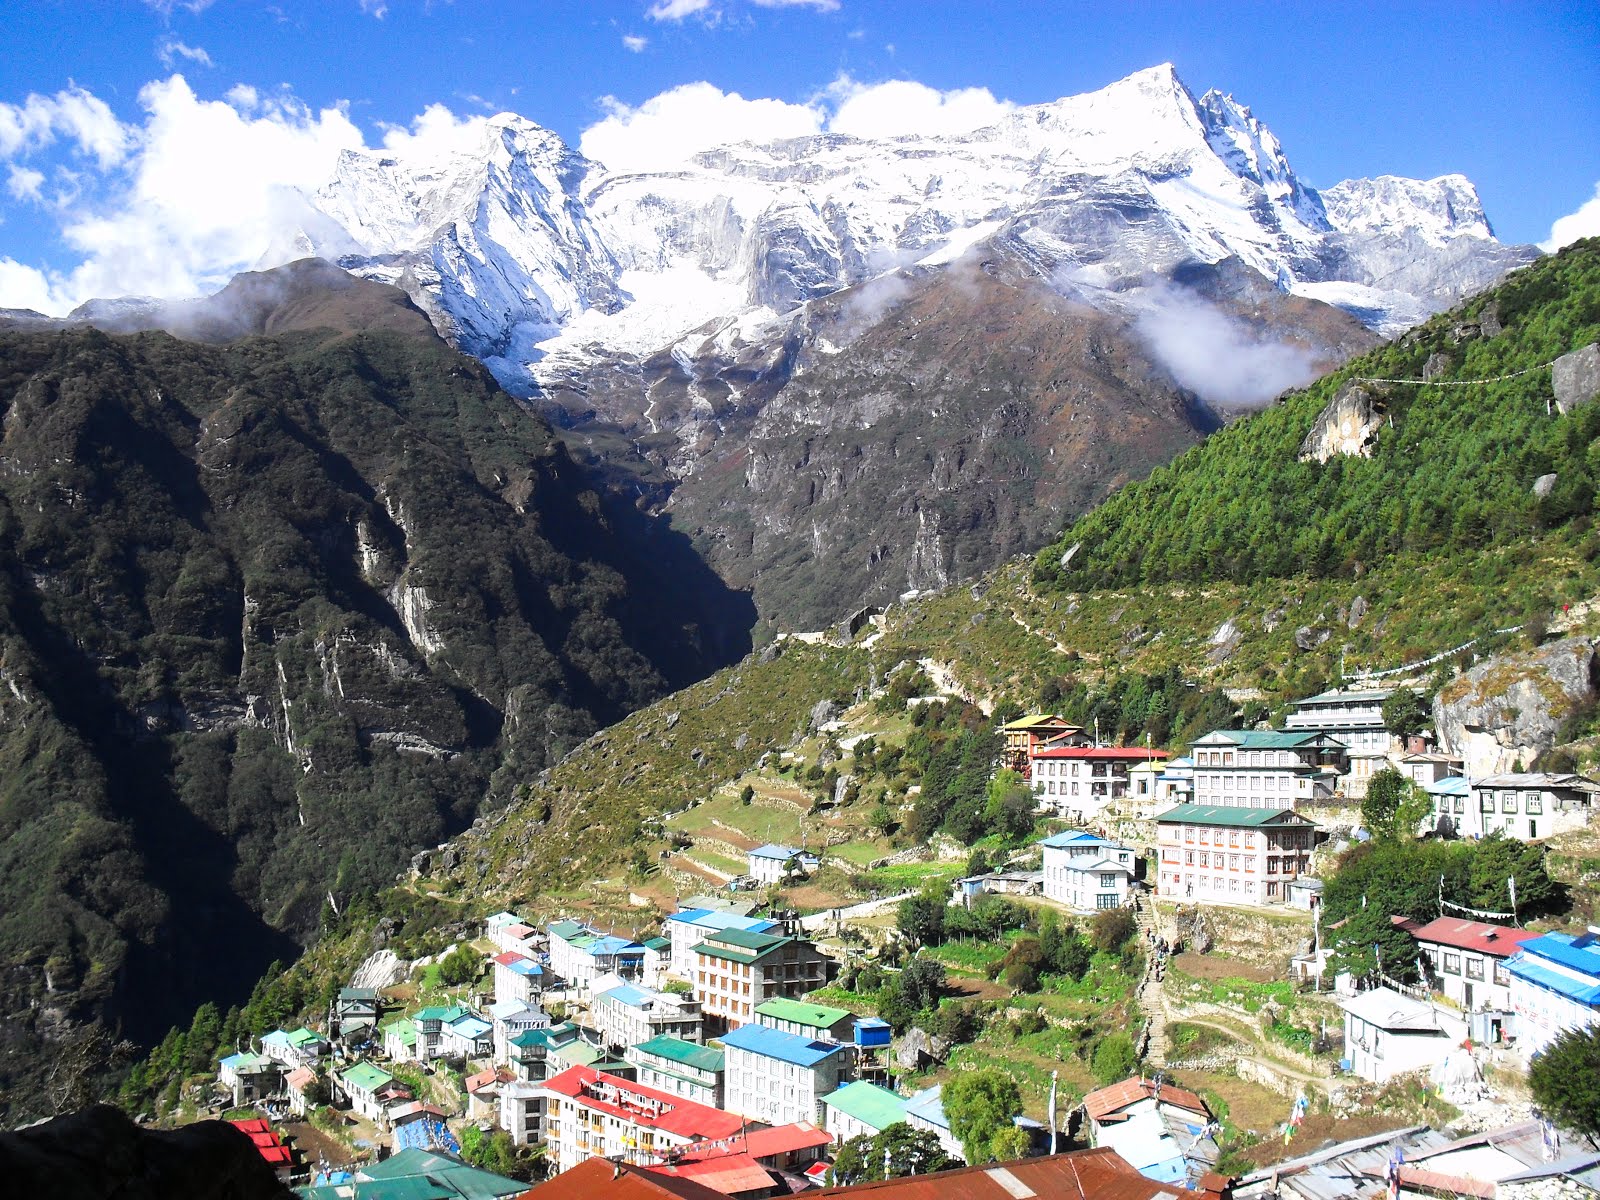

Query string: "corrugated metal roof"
[[1083, 1078, 1208, 1122], [1155, 803, 1314, 827], [820, 1080, 908, 1130], [721, 1023, 844, 1067], [1406, 917, 1538, 958], [811, 1148, 1152, 1198]]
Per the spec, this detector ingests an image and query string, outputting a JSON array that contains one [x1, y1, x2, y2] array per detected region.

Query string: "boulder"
[[809, 698, 842, 732], [1433, 636, 1600, 775], [1294, 625, 1331, 652], [1423, 352, 1453, 382], [1298, 382, 1385, 463], [1348, 595, 1369, 628], [1553, 343, 1600, 414], [1534, 473, 1558, 498]]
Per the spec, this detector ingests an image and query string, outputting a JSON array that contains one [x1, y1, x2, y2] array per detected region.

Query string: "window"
[[1526, 795, 1544, 814], [1266, 882, 1278, 898], [1267, 856, 1279, 873], [1493, 962, 1510, 986], [1184, 851, 1193, 865], [1501, 792, 1518, 813], [1465, 958, 1484, 981], [1443, 953, 1461, 975], [1229, 855, 1239, 869], [1480, 793, 1495, 812], [1100, 872, 1117, 887]]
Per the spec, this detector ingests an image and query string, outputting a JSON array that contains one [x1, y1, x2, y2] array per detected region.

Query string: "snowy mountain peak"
[[266, 64, 1532, 392], [1320, 173, 1494, 244]]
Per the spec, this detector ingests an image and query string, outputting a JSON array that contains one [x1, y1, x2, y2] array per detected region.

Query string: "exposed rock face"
[[1295, 625, 1332, 651], [1552, 343, 1600, 414], [1534, 473, 1558, 497], [1433, 636, 1600, 775], [0, 1105, 291, 1200], [1298, 382, 1385, 462]]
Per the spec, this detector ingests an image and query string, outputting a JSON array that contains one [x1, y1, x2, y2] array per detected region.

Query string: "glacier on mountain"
[[270, 63, 1531, 391]]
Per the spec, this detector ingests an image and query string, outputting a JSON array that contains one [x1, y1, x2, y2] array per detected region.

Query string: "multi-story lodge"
[[1155, 804, 1317, 907], [1189, 730, 1346, 807], [538, 1066, 745, 1175], [690, 929, 835, 1029], [547, 920, 646, 991], [722, 1023, 854, 1126], [999, 714, 1086, 776], [1282, 688, 1393, 755], [624, 1036, 726, 1108], [590, 982, 704, 1049], [664, 907, 779, 980], [1029, 746, 1171, 822]]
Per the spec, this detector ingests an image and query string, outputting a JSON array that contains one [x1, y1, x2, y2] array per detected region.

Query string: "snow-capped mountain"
[[283, 63, 1530, 394]]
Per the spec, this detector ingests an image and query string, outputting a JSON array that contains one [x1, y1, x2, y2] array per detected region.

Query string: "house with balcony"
[[492, 950, 547, 1005], [1189, 730, 1346, 808], [258, 1026, 327, 1067], [1029, 746, 1171, 822], [489, 998, 551, 1063], [1283, 688, 1393, 756], [625, 1035, 726, 1108], [748, 843, 820, 885], [218, 1051, 280, 1106], [1000, 714, 1086, 777], [537, 1066, 745, 1175], [591, 982, 704, 1049], [1155, 804, 1318, 907], [690, 929, 835, 1030], [548, 919, 646, 992]]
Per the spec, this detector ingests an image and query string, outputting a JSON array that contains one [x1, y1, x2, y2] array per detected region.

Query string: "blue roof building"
[[1507, 930, 1600, 1054], [721, 1022, 853, 1126]]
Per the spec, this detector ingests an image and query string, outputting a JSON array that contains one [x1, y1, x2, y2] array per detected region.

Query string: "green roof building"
[[755, 996, 854, 1041], [298, 1147, 527, 1200], [625, 1035, 725, 1107], [821, 1080, 910, 1140]]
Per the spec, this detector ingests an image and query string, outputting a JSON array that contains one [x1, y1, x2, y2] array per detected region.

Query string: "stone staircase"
[[1131, 891, 1169, 1066]]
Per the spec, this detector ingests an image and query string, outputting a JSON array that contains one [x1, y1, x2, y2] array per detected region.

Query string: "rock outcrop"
[[1552, 343, 1600, 414], [1433, 636, 1600, 775], [1298, 382, 1386, 463]]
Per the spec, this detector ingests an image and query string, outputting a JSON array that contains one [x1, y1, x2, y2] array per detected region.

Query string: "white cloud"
[[1542, 182, 1600, 253], [142, 0, 217, 15], [622, 34, 649, 52], [0, 86, 133, 169], [359, 0, 389, 17], [0, 258, 65, 313], [646, 0, 837, 22], [158, 37, 214, 69], [580, 82, 821, 172], [225, 84, 260, 110], [645, 0, 715, 18], [379, 103, 492, 159], [0, 75, 367, 313], [825, 76, 1011, 139], [6, 165, 45, 201]]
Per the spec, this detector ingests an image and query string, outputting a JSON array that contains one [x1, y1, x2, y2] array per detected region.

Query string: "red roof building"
[[1402, 917, 1540, 1015], [539, 1067, 748, 1177], [520, 1157, 729, 1199], [227, 1119, 294, 1180], [648, 1154, 778, 1198], [1082, 1076, 1208, 1123], [813, 1147, 1152, 1198]]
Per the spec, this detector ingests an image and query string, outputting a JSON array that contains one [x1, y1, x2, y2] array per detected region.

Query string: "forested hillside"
[[1035, 240, 1600, 591], [0, 295, 750, 1122]]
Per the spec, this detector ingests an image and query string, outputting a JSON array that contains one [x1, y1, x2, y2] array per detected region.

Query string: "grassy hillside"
[[1035, 239, 1600, 592]]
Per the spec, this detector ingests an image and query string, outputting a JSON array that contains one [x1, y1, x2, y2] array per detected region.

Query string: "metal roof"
[[631, 1035, 724, 1073], [720, 1022, 845, 1067], [755, 996, 852, 1029], [1339, 987, 1448, 1031], [1155, 803, 1315, 827], [820, 1080, 909, 1131]]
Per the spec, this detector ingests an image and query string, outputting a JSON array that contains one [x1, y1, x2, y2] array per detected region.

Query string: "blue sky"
[[1, 0, 1596, 311]]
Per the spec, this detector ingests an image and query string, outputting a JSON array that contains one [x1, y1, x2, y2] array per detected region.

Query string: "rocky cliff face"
[[0, 265, 751, 1123], [1434, 637, 1600, 775]]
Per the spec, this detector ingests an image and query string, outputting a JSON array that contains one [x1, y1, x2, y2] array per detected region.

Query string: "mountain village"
[[198, 672, 1600, 1200]]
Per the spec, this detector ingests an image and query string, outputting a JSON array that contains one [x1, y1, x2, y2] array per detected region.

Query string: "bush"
[[438, 946, 481, 987], [1529, 1025, 1600, 1137], [1092, 1032, 1138, 1085], [1089, 907, 1137, 953]]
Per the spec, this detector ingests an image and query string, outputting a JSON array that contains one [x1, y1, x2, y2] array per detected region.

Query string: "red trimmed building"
[[1029, 746, 1171, 821]]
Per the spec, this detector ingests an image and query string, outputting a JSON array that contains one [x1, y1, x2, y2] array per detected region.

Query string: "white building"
[[1155, 804, 1318, 907], [590, 982, 704, 1049], [547, 919, 645, 991], [489, 999, 551, 1064], [1189, 730, 1346, 808], [820, 1080, 909, 1144], [1404, 917, 1538, 1014], [1040, 831, 1137, 912], [1340, 987, 1466, 1084], [663, 907, 779, 980], [624, 1035, 726, 1108], [492, 951, 548, 1005], [499, 1078, 547, 1146], [537, 1066, 746, 1174], [1463, 774, 1599, 841], [1028, 747, 1171, 823], [721, 1022, 853, 1127], [486, 912, 540, 957], [747, 843, 819, 885], [1283, 688, 1393, 756], [1505, 930, 1600, 1054]]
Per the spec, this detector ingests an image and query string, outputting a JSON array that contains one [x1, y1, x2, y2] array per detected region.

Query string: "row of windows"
[[1197, 773, 1296, 793], [1196, 749, 1306, 767]]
